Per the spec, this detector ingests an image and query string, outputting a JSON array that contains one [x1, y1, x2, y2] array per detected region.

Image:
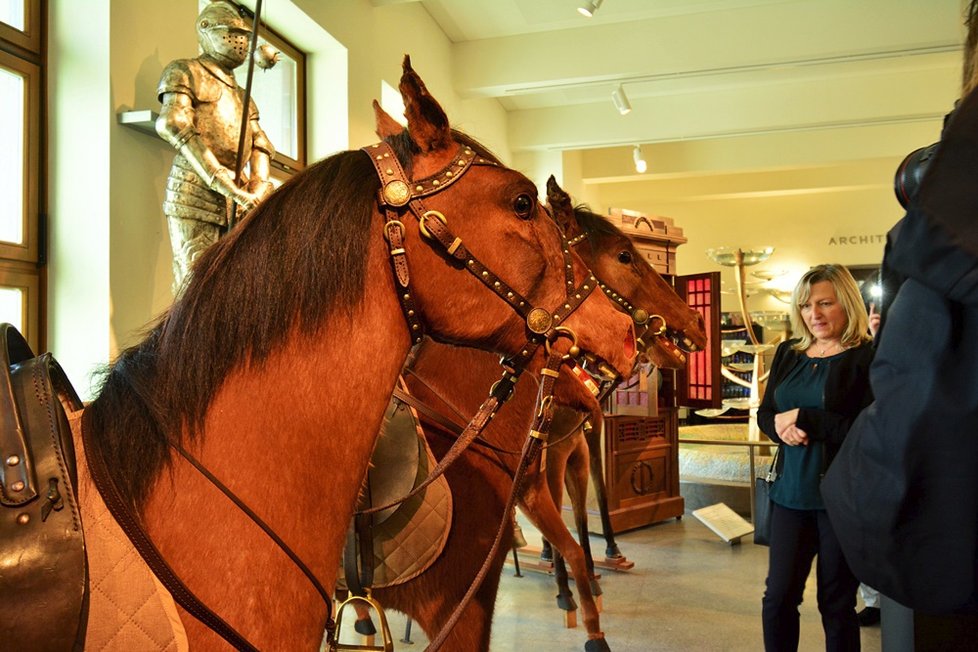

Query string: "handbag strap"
[[765, 444, 782, 482]]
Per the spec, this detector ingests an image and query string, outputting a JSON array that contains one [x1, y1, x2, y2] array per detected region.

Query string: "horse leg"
[[585, 417, 624, 560], [543, 441, 576, 622], [345, 599, 378, 647], [564, 434, 602, 608], [552, 548, 577, 625], [524, 471, 610, 651]]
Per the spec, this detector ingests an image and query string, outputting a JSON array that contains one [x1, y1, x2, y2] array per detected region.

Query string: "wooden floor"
[[334, 511, 883, 651]]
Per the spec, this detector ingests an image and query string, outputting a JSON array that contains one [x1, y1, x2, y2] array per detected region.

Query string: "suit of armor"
[[156, 0, 274, 291]]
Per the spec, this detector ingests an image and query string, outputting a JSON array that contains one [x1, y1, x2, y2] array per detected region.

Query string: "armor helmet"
[[196, 1, 252, 69]]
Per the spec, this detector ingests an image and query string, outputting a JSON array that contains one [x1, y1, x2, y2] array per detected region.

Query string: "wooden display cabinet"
[[602, 411, 684, 532]]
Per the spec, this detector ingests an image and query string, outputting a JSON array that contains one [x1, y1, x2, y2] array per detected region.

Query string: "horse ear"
[[546, 175, 576, 234], [399, 55, 452, 153], [373, 100, 405, 139]]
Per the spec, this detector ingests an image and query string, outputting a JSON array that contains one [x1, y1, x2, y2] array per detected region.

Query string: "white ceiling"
[[390, 0, 964, 153]]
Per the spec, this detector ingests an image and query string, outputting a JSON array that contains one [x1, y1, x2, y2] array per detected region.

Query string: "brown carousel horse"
[[350, 164, 706, 650], [63, 57, 638, 651]]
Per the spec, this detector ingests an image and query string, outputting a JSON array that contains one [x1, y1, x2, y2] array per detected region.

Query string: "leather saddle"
[[0, 323, 88, 651], [342, 382, 453, 593]]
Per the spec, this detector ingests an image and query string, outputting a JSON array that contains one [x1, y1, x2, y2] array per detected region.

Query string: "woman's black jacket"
[[757, 339, 874, 469]]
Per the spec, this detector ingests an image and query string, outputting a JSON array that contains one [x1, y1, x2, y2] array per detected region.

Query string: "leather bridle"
[[362, 140, 601, 372], [566, 230, 671, 355]]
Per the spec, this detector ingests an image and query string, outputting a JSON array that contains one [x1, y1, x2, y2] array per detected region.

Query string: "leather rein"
[[85, 141, 604, 652]]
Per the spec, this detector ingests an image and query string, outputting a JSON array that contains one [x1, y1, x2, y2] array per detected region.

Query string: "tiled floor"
[[347, 513, 882, 651]]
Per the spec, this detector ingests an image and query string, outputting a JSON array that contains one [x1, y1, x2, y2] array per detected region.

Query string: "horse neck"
[[408, 340, 543, 471], [140, 241, 411, 649]]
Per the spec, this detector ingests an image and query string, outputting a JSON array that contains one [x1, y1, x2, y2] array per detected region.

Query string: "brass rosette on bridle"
[[525, 307, 554, 335], [382, 179, 411, 207]]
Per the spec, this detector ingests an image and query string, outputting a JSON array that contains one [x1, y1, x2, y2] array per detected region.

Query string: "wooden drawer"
[[610, 448, 669, 509]]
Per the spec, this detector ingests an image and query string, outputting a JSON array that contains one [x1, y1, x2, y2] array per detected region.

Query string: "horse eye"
[[617, 250, 633, 264], [513, 194, 535, 220]]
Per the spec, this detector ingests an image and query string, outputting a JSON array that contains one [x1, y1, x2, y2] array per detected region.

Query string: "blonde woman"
[[758, 265, 874, 651]]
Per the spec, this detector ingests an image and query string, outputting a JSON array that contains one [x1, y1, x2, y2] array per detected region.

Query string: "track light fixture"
[[578, 0, 604, 18], [633, 145, 647, 173], [612, 84, 631, 115]]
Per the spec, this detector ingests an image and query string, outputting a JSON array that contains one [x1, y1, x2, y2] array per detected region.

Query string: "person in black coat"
[[758, 264, 874, 652], [822, 0, 978, 619]]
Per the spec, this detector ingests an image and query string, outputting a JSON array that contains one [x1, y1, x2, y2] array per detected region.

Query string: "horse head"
[[373, 58, 638, 398], [545, 176, 707, 370]]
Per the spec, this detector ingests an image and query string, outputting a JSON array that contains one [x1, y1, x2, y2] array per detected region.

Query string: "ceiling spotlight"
[[633, 145, 647, 173], [578, 0, 604, 18], [612, 84, 631, 115]]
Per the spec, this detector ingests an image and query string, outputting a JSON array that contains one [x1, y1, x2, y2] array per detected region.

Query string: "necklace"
[[818, 342, 839, 358]]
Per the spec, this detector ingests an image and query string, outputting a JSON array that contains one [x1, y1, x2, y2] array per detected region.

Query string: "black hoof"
[[556, 592, 578, 611], [584, 637, 611, 652], [605, 545, 622, 558], [354, 618, 377, 636], [589, 579, 603, 597]]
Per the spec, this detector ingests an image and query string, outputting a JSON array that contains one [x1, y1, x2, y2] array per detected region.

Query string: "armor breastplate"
[[158, 58, 255, 167]]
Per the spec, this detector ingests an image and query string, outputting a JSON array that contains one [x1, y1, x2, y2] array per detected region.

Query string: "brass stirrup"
[[333, 593, 394, 652]]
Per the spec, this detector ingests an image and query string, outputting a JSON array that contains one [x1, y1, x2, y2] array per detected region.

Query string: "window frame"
[[0, 0, 41, 56], [0, 261, 40, 350], [0, 47, 40, 263], [0, 0, 43, 352]]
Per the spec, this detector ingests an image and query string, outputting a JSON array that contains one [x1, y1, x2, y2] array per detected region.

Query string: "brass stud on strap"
[[6, 455, 19, 466], [16, 513, 30, 525], [10, 481, 25, 492]]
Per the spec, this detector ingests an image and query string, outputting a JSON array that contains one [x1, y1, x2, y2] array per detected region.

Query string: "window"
[[0, 0, 42, 352], [235, 25, 306, 176]]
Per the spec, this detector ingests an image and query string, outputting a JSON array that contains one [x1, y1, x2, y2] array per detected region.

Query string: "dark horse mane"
[[571, 203, 627, 251], [86, 131, 498, 508]]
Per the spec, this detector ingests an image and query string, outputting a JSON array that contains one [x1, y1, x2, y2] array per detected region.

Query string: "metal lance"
[[229, 0, 264, 231]]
